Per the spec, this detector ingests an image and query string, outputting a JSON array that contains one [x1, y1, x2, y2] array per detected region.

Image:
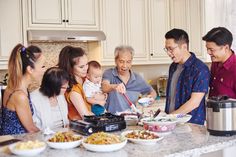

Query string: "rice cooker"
[[206, 96, 236, 136]]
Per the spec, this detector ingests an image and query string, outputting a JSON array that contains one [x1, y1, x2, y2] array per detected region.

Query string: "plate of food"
[[82, 132, 127, 152], [46, 132, 83, 149], [121, 130, 163, 145], [8, 140, 46, 156], [141, 117, 177, 132]]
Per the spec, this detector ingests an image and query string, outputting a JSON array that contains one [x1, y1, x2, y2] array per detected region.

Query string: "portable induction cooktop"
[[69, 113, 126, 135]]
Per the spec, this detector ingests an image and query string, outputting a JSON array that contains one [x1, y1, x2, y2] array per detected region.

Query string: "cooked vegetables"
[[125, 130, 159, 139], [48, 132, 82, 142]]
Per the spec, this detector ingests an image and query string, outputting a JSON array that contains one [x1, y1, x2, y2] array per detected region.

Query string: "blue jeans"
[[91, 104, 105, 116]]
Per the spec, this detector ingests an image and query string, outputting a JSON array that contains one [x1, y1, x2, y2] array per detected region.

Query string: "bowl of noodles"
[[46, 132, 83, 149], [82, 132, 127, 152]]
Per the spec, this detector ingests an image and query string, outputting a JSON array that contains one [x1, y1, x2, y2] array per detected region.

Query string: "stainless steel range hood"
[[27, 30, 106, 42]]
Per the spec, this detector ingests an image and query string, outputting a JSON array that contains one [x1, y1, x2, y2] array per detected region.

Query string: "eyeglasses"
[[163, 46, 178, 53], [61, 84, 69, 90]]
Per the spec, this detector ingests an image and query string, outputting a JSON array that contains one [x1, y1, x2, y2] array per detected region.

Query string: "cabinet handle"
[[62, 19, 66, 22], [150, 53, 154, 56], [66, 20, 69, 22], [67, 37, 75, 40]]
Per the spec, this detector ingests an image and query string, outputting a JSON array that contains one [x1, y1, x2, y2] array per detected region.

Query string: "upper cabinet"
[[170, 0, 206, 61], [0, 0, 23, 69], [100, 0, 171, 65], [27, 0, 99, 30], [100, 0, 206, 65]]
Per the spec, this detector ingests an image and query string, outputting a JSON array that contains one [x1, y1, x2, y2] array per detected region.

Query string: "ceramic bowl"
[[141, 117, 177, 132], [138, 97, 152, 107]]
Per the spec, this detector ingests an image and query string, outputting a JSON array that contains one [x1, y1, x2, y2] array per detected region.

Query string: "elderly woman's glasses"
[[163, 46, 178, 53]]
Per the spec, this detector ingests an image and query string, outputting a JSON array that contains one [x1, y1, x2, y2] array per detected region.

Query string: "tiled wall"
[[0, 42, 89, 91]]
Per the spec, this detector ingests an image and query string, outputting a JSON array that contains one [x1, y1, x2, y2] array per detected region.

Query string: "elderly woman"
[[102, 45, 157, 113], [31, 67, 69, 130]]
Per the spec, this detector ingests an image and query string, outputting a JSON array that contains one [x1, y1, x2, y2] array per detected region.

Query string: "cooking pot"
[[206, 96, 236, 136]]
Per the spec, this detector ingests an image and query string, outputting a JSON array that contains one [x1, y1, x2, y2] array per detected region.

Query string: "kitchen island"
[[1, 124, 236, 157]]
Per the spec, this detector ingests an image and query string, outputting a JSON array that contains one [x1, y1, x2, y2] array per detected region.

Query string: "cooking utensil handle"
[[123, 94, 141, 114], [153, 108, 161, 118], [123, 93, 132, 106]]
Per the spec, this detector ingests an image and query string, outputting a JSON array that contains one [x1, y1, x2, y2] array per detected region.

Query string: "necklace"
[[49, 96, 66, 128]]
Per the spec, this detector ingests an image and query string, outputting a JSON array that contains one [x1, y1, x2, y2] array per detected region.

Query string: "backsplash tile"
[[0, 42, 89, 91]]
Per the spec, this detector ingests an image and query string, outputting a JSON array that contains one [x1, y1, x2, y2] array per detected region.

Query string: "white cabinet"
[[100, 0, 171, 65], [27, 0, 99, 30], [170, 0, 207, 61], [0, 0, 23, 69], [148, 0, 172, 63], [100, 0, 124, 64], [100, 0, 206, 65]]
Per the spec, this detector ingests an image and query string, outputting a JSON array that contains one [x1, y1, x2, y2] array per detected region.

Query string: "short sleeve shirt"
[[83, 79, 102, 98], [165, 53, 210, 125], [209, 53, 236, 98], [102, 68, 153, 113], [65, 83, 91, 120]]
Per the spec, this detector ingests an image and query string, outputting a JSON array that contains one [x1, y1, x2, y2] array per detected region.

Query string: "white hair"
[[114, 45, 135, 60]]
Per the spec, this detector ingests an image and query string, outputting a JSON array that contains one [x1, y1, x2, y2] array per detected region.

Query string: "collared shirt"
[[102, 68, 153, 113], [165, 53, 210, 125], [209, 53, 236, 98]]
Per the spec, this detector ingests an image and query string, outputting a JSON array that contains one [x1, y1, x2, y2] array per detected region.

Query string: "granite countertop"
[[1, 124, 236, 157]]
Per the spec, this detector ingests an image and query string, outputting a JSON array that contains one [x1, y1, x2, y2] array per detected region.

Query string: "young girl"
[[1, 44, 46, 135]]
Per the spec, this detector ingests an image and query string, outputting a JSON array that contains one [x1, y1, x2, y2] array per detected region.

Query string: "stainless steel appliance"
[[206, 96, 236, 136], [157, 75, 168, 97]]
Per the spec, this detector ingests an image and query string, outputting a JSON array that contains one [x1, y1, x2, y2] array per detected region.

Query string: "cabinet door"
[[100, 0, 125, 65], [66, 0, 99, 30], [149, 0, 171, 63], [170, 0, 206, 60], [0, 0, 23, 69], [29, 0, 65, 27], [126, 0, 149, 63]]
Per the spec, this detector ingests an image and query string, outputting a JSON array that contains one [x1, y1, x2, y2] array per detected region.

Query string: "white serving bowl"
[[121, 130, 164, 145], [82, 138, 127, 152], [138, 97, 152, 107], [9, 142, 46, 156], [141, 117, 177, 132], [47, 139, 82, 149], [167, 114, 192, 124], [46, 133, 83, 149]]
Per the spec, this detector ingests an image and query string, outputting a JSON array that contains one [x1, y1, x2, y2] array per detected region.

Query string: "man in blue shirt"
[[102, 45, 157, 113], [164, 28, 210, 125]]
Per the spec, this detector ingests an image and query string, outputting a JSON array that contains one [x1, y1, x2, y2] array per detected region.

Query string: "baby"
[[83, 61, 107, 116]]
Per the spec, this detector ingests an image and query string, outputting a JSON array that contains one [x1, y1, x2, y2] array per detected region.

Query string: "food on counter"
[[141, 117, 177, 132], [84, 132, 123, 145], [146, 117, 176, 122], [125, 130, 159, 139], [48, 132, 82, 142], [14, 140, 45, 150]]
